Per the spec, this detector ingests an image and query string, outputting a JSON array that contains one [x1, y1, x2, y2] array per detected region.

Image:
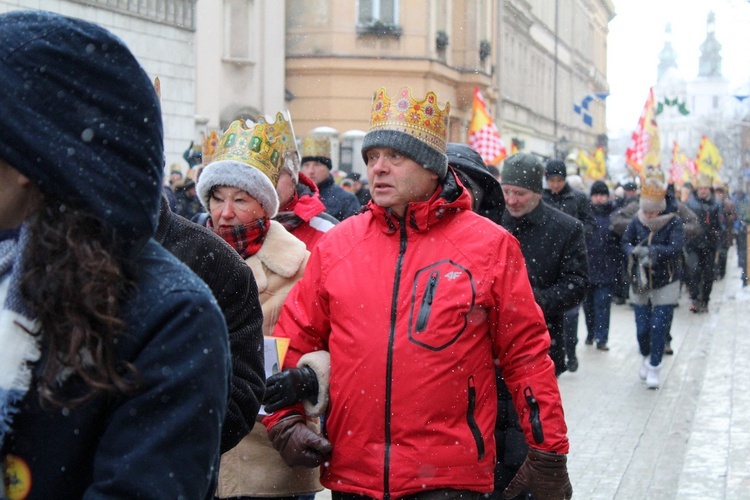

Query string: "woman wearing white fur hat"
[[197, 120, 326, 499]]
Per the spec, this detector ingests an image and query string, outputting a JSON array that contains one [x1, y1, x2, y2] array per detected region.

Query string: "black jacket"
[[543, 183, 595, 234], [317, 174, 361, 220], [155, 197, 265, 453], [685, 193, 723, 251], [501, 202, 589, 372]]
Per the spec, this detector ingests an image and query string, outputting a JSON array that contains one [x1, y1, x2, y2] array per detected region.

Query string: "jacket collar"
[[279, 173, 328, 223], [501, 199, 547, 233]]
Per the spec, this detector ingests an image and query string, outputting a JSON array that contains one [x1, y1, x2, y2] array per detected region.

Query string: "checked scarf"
[[210, 218, 270, 259], [0, 225, 42, 458]]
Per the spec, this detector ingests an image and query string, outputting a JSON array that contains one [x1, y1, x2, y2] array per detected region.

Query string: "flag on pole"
[[625, 88, 660, 174], [670, 141, 696, 185], [695, 135, 723, 179], [585, 146, 607, 180], [577, 149, 595, 177], [468, 87, 507, 165]]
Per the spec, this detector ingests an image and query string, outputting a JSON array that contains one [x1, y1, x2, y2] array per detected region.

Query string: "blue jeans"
[[583, 285, 613, 345], [563, 305, 580, 361], [633, 304, 674, 366]]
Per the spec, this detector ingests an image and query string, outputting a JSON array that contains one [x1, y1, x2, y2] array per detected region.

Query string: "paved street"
[[561, 250, 749, 499], [317, 252, 749, 500]]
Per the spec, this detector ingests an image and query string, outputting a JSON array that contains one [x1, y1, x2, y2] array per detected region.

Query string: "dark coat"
[[155, 196, 265, 453], [501, 202, 589, 372], [2, 240, 231, 499], [685, 194, 723, 251], [587, 202, 622, 285], [543, 183, 595, 234], [317, 174, 361, 221]]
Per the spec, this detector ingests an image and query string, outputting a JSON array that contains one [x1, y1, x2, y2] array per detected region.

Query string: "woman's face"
[[0, 159, 37, 230], [209, 185, 266, 227]]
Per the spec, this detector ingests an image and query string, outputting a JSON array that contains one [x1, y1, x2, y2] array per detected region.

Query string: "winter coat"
[[275, 172, 338, 251], [216, 220, 316, 498], [155, 196, 264, 453], [1, 240, 231, 499], [611, 192, 700, 240], [266, 172, 568, 499], [500, 202, 588, 373], [543, 183, 595, 234], [317, 174, 361, 221], [685, 194, 723, 251], [587, 202, 622, 286], [621, 212, 684, 290]]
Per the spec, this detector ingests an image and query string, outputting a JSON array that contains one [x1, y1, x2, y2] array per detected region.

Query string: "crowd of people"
[[3, 10, 749, 500]]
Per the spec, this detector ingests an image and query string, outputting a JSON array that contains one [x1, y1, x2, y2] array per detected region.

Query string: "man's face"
[[546, 176, 566, 194], [502, 184, 542, 218], [0, 159, 37, 230], [697, 186, 711, 200], [591, 193, 609, 205], [624, 189, 637, 199], [300, 160, 329, 185], [365, 147, 439, 217]]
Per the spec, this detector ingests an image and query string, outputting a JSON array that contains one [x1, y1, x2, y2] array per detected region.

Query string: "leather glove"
[[503, 448, 572, 500], [632, 246, 649, 259], [264, 366, 319, 413], [267, 414, 332, 468]]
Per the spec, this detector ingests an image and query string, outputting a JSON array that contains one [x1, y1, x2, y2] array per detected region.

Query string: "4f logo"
[[444, 271, 462, 280]]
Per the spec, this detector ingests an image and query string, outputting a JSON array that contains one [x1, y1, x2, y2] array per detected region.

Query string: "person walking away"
[[621, 163, 684, 389], [0, 11, 230, 498], [263, 87, 572, 500], [714, 185, 737, 280]]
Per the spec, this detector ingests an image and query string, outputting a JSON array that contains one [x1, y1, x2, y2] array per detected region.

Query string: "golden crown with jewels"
[[368, 86, 450, 154], [640, 162, 667, 200], [212, 120, 283, 186], [257, 111, 298, 159], [300, 135, 331, 158]]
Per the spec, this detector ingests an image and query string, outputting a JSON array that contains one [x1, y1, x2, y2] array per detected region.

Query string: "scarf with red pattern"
[[210, 218, 270, 259]]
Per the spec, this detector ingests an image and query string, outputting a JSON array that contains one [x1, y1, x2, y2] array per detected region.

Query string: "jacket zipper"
[[524, 386, 545, 444], [383, 216, 408, 500], [466, 376, 485, 460], [416, 270, 439, 332]]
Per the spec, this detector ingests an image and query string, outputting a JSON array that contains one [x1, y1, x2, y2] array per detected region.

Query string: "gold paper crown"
[[212, 120, 283, 186], [202, 130, 220, 165], [368, 86, 450, 154], [695, 172, 714, 188], [258, 112, 298, 158], [301, 135, 331, 158], [640, 163, 667, 200]]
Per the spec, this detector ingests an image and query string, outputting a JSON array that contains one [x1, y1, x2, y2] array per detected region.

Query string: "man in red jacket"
[[263, 86, 572, 500]]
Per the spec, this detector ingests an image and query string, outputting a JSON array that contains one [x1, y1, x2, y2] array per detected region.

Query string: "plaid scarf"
[[0, 225, 42, 457], [210, 218, 270, 259]]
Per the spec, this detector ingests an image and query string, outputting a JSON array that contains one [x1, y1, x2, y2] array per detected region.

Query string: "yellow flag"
[[586, 146, 607, 180], [695, 135, 723, 178], [577, 149, 594, 176]]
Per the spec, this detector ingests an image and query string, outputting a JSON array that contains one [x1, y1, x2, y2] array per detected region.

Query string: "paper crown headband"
[[258, 111, 298, 159], [640, 163, 667, 200], [368, 86, 450, 154], [212, 120, 283, 186], [202, 130, 220, 165], [301, 135, 331, 158]]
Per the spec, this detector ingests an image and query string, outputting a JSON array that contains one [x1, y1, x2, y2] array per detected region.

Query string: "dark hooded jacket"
[[0, 11, 230, 498], [447, 143, 505, 224], [317, 174, 361, 221]]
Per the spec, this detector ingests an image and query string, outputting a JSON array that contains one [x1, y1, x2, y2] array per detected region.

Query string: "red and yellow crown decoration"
[[202, 130, 220, 165], [368, 86, 450, 154], [301, 135, 331, 158], [640, 162, 667, 201], [258, 111, 298, 159], [212, 120, 283, 186]]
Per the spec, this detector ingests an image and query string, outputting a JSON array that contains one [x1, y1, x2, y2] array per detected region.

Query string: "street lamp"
[[556, 136, 569, 160]]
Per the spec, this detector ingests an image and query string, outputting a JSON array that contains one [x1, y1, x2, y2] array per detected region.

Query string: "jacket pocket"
[[466, 375, 485, 460], [408, 260, 475, 350]]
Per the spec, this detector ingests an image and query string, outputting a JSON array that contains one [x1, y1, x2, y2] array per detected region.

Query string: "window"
[[358, 0, 399, 26], [224, 0, 256, 62]]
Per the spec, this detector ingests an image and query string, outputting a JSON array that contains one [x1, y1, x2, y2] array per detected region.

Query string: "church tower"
[[657, 23, 678, 82], [698, 11, 722, 77]]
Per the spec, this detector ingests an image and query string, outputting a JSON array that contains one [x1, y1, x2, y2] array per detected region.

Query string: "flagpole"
[[553, 0, 559, 154]]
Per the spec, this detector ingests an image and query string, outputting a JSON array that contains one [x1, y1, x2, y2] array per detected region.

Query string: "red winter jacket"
[[266, 174, 568, 499], [276, 173, 337, 251]]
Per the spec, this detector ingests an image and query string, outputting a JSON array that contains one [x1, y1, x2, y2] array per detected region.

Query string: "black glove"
[[264, 366, 319, 413], [267, 414, 332, 468], [503, 448, 572, 500]]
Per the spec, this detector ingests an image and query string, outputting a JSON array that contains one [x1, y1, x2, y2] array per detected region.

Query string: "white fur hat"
[[196, 159, 280, 219]]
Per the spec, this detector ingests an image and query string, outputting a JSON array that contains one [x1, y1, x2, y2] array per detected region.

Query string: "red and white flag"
[[625, 87, 660, 174], [468, 87, 507, 166]]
